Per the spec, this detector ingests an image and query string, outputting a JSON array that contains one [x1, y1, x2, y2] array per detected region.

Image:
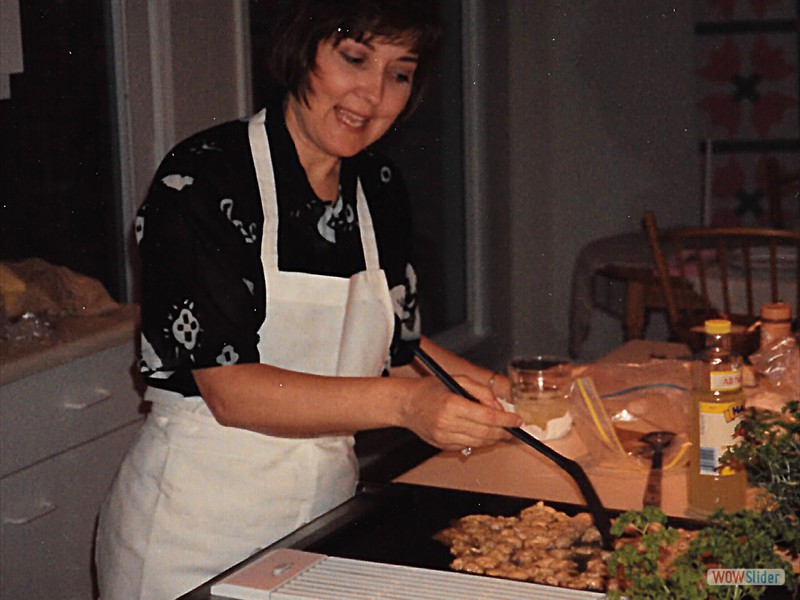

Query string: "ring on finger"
[[461, 446, 473, 457]]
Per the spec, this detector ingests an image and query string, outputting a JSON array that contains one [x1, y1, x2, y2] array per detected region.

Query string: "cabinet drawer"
[[1, 420, 142, 600], [0, 342, 143, 477]]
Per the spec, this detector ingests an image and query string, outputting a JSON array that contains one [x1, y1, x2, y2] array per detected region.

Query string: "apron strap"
[[248, 109, 280, 270], [355, 179, 381, 272], [248, 109, 382, 272]]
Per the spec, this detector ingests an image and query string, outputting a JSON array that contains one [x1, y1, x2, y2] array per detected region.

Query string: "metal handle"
[[3, 501, 57, 525], [63, 387, 112, 410]]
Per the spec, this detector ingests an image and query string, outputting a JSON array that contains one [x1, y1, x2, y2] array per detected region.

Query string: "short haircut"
[[265, 0, 443, 120]]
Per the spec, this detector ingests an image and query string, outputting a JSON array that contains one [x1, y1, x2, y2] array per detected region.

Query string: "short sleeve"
[[136, 123, 265, 395]]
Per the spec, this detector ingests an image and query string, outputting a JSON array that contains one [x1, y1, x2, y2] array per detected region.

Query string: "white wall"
[[170, 0, 251, 140], [499, 0, 700, 362], [117, 1, 249, 214]]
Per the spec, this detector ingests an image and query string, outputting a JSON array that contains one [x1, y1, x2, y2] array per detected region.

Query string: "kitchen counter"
[[0, 304, 144, 600], [178, 339, 794, 599], [397, 340, 694, 516], [0, 304, 139, 386], [396, 339, 780, 519], [395, 423, 695, 516]]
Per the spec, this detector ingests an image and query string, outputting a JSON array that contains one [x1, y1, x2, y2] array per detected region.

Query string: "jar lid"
[[705, 319, 732, 334], [760, 302, 792, 321]]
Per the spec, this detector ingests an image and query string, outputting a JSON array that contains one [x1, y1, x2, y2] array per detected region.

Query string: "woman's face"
[[286, 35, 418, 163]]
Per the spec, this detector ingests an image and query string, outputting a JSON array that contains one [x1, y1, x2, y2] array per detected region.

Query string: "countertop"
[[178, 339, 794, 599], [395, 422, 698, 517], [0, 304, 139, 386], [395, 339, 782, 519]]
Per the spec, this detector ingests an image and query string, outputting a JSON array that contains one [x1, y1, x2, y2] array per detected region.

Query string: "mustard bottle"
[[687, 319, 747, 514]]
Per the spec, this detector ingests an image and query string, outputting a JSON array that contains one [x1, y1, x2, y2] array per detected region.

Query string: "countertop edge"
[[0, 305, 139, 386]]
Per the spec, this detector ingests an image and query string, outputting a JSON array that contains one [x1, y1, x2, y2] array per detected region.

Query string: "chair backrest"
[[765, 157, 800, 230], [643, 211, 799, 346]]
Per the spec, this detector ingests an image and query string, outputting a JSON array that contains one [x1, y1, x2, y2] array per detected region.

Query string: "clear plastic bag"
[[568, 360, 692, 472], [748, 335, 800, 400]]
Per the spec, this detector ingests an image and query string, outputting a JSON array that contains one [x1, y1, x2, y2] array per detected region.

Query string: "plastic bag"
[[568, 360, 692, 472], [748, 335, 800, 400]]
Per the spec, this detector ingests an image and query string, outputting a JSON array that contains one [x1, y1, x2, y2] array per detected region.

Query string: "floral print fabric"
[[696, 1, 798, 226]]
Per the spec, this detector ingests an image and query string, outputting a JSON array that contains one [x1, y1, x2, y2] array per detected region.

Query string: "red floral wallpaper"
[[697, 0, 799, 227]]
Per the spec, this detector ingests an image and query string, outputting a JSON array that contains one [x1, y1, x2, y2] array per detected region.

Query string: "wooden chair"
[[643, 211, 800, 351], [765, 157, 800, 230]]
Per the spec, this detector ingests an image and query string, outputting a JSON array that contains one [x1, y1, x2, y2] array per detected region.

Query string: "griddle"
[[273, 482, 604, 570], [182, 482, 707, 599]]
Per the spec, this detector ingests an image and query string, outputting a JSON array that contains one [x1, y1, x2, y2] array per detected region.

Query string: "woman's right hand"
[[398, 376, 522, 452]]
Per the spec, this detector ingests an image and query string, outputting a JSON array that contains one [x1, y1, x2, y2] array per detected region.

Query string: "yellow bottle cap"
[[705, 319, 732, 334]]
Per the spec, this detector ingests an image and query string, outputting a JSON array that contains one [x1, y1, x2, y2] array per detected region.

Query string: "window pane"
[[374, 0, 466, 334], [248, 0, 466, 335], [0, 0, 124, 300]]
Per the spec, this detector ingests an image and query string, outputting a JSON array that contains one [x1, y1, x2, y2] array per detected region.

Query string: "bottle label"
[[709, 368, 742, 392], [698, 400, 744, 476]]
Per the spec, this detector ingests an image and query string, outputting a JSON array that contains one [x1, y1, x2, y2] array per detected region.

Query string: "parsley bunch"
[[608, 400, 799, 599], [723, 400, 800, 557], [607, 507, 699, 599], [608, 508, 796, 599]]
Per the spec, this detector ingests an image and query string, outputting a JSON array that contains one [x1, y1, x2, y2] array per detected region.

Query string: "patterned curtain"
[[697, 0, 799, 227]]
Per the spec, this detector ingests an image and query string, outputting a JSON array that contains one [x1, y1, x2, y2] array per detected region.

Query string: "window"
[[373, 0, 467, 337], [0, 0, 126, 300]]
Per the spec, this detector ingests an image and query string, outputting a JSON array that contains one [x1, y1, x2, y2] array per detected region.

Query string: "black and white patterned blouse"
[[136, 98, 421, 397]]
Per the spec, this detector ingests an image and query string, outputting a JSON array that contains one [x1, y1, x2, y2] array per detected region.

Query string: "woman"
[[95, 1, 521, 598]]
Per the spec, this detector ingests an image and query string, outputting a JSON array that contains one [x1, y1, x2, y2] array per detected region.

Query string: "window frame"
[[110, 0, 252, 303], [428, 0, 490, 352]]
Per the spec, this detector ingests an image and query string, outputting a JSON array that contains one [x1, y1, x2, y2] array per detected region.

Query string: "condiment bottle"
[[759, 302, 793, 349], [687, 319, 747, 514]]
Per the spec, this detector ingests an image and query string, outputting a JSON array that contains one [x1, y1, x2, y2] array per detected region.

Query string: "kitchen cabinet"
[[1, 313, 143, 600]]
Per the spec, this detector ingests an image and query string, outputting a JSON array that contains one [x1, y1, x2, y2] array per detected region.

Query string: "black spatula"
[[413, 346, 614, 550]]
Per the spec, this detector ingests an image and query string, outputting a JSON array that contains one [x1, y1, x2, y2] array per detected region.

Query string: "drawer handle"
[[63, 387, 112, 410], [3, 501, 57, 525]]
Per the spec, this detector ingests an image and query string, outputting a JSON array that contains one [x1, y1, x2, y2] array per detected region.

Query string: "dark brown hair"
[[265, 0, 443, 120]]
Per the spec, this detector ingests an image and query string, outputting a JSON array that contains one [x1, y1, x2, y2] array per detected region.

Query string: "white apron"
[[95, 109, 394, 600]]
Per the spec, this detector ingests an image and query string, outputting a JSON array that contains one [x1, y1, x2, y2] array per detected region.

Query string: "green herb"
[[607, 509, 685, 599], [610, 505, 668, 535], [677, 510, 796, 599], [607, 508, 796, 599], [723, 400, 800, 557], [607, 400, 800, 599]]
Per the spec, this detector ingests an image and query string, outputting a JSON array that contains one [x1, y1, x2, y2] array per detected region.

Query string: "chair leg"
[[624, 280, 647, 340]]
